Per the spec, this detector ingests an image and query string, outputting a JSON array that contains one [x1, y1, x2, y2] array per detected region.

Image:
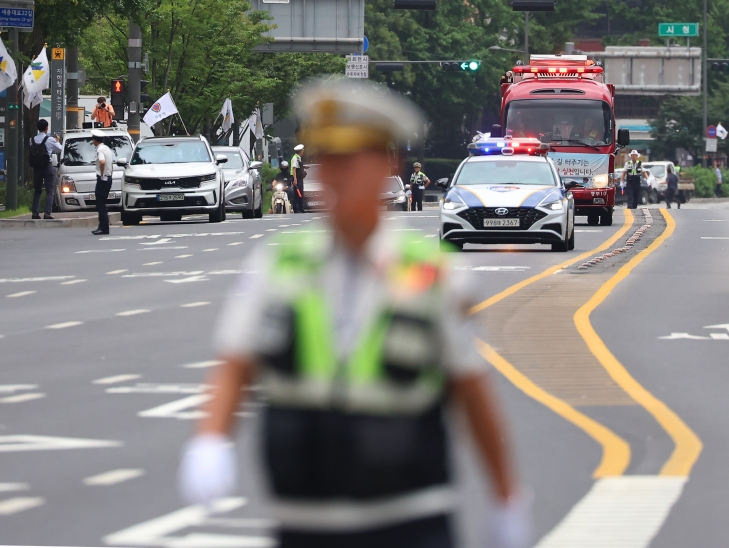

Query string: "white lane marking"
[[84, 469, 145, 486], [103, 498, 255, 547], [165, 275, 208, 284], [0, 385, 37, 393], [75, 249, 126, 253], [0, 497, 45, 515], [658, 333, 711, 340], [535, 476, 686, 548], [140, 238, 174, 246], [183, 360, 223, 369], [702, 219, 729, 221], [227, 242, 245, 246], [181, 301, 210, 308], [6, 290, 36, 298], [202, 248, 219, 252], [61, 279, 87, 285], [0, 276, 74, 283], [94, 374, 142, 385], [144, 262, 163, 265], [0, 435, 121, 452], [265, 229, 277, 232], [0, 393, 46, 404], [392, 228, 423, 231], [0, 482, 29, 492], [705, 323, 729, 331], [175, 254, 193, 259], [123, 271, 204, 278], [425, 234, 437, 238], [107, 384, 206, 394], [250, 234, 263, 239], [278, 225, 290, 227], [575, 229, 603, 232], [453, 266, 531, 272], [116, 309, 151, 317], [710, 332, 729, 340], [107, 269, 128, 275], [701, 237, 729, 239], [45, 321, 83, 329], [101, 235, 162, 240], [138, 394, 211, 420], [138, 246, 189, 250]]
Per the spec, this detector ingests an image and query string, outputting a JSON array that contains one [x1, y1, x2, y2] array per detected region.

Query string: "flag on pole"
[[238, 108, 265, 163], [717, 123, 728, 140], [253, 108, 264, 140], [22, 46, 49, 95], [23, 89, 42, 110], [220, 98, 234, 132], [143, 92, 179, 127], [0, 37, 17, 93]]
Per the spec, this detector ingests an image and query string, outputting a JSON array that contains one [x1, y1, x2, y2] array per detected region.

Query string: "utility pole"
[[702, 0, 708, 167], [524, 12, 530, 64], [6, 28, 19, 210], [67, 46, 79, 128], [128, 20, 142, 143]]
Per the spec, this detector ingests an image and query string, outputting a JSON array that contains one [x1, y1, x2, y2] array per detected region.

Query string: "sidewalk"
[[0, 211, 121, 229]]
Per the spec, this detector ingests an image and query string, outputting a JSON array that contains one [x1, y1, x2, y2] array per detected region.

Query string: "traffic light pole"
[[128, 20, 142, 143], [5, 28, 19, 210], [702, 0, 707, 167]]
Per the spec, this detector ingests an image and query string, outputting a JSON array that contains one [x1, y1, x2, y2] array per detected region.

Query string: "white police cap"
[[90, 129, 105, 139]]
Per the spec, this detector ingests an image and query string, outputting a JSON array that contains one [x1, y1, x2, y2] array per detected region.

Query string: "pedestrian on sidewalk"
[[410, 162, 430, 211], [91, 129, 113, 235], [29, 119, 62, 220], [714, 160, 723, 198], [91, 97, 115, 128], [665, 165, 679, 209], [178, 78, 532, 548]]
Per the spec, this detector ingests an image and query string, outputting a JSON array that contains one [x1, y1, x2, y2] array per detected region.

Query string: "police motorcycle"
[[268, 161, 293, 214]]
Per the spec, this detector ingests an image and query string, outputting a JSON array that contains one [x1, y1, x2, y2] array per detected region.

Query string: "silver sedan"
[[212, 146, 263, 218]]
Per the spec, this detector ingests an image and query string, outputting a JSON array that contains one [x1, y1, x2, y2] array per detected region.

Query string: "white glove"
[[178, 433, 237, 506], [489, 489, 534, 548]]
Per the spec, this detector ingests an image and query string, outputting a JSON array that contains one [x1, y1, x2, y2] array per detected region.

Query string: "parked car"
[[211, 146, 263, 218], [614, 167, 657, 206], [381, 175, 411, 211], [119, 135, 227, 225], [55, 128, 133, 212]]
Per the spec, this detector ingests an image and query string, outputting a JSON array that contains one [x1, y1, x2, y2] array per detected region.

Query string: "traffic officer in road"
[[621, 150, 648, 209], [410, 162, 430, 211], [178, 78, 531, 548], [291, 144, 305, 212], [91, 129, 114, 235]]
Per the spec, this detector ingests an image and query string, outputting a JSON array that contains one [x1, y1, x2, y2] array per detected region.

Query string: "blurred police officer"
[[291, 144, 305, 212], [179, 78, 531, 548], [91, 129, 113, 235], [410, 162, 430, 212], [621, 150, 647, 209]]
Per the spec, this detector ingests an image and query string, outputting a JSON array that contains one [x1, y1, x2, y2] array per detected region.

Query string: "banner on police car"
[[143, 92, 179, 127]]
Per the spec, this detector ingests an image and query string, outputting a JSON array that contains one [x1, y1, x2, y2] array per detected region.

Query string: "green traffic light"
[[468, 61, 479, 71]]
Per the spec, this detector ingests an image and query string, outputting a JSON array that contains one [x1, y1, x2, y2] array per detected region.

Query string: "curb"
[[0, 212, 120, 229]]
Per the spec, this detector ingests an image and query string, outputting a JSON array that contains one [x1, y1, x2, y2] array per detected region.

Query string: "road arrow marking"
[[0, 435, 121, 452], [704, 323, 729, 331], [658, 333, 711, 340]]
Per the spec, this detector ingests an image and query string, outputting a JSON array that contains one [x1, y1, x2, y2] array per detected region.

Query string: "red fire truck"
[[496, 54, 630, 226]]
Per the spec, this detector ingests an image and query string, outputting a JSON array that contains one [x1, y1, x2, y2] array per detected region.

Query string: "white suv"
[[119, 136, 227, 225]]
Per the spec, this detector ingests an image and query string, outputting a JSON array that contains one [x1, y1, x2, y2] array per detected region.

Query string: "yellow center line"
[[469, 209, 634, 315], [476, 340, 630, 478], [574, 209, 703, 477]]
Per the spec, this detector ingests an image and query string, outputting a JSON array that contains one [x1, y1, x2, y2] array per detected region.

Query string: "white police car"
[[438, 137, 574, 252]]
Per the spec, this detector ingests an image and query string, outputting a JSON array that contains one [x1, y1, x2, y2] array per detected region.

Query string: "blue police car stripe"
[[452, 186, 485, 207]]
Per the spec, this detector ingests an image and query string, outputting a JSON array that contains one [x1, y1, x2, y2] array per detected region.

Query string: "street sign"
[[706, 138, 717, 153], [658, 22, 699, 37], [363, 36, 369, 53], [0, 7, 33, 29], [346, 55, 369, 78], [50, 48, 65, 136], [707, 125, 717, 138]]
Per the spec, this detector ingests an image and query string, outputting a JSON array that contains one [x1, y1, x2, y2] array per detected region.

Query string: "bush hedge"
[[683, 166, 729, 198], [0, 181, 35, 210]]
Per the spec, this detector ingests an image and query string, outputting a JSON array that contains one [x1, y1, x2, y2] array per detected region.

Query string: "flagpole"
[[167, 91, 189, 136]]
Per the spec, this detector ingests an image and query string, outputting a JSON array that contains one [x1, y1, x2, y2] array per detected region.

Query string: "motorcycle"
[[270, 181, 293, 214]]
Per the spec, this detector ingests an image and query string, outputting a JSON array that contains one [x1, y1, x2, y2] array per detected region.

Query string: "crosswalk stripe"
[[0, 393, 45, 404], [84, 469, 145, 486], [93, 374, 141, 385], [0, 497, 45, 515]]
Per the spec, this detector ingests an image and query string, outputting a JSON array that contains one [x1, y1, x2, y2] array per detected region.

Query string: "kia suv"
[[119, 136, 227, 225]]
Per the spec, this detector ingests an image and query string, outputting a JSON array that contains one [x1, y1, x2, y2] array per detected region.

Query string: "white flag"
[[220, 98, 234, 132], [717, 123, 728, 140], [254, 108, 264, 140], [0, 37, 17, 93], [23, 89, 42, 110], [22, 46, 49, 95], [143, 92, 179, 127]]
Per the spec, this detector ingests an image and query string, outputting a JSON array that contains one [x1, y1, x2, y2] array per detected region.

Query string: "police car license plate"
[[87, 193, 116, 201], [158, 194, 184, 202], [484, 219, 519, 227]]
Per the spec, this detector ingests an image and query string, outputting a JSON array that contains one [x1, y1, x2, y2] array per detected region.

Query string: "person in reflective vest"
[[178, 78, 532, 548], [621, 150, 647, 209], [410, 162, 430, 212], [291, 144, 305, 213]]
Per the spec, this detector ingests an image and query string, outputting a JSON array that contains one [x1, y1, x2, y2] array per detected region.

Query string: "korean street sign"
[[706, 138, 717, 153], [658, 22, 699, 37], [50, 48, 65, 136], [346, 55, 369, 79], [0, 7, 34, 29]]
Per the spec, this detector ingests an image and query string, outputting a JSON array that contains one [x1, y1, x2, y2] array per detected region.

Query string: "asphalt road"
[[0, 204, 723, 547]]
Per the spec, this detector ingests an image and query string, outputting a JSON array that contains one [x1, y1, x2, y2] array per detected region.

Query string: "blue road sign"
[[363, 36, 369, 53], [707, 125, 717, 138], [0, 7, 33, 28]]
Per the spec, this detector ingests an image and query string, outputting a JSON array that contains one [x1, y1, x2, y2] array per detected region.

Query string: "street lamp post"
[[489, 45, 526, 54]]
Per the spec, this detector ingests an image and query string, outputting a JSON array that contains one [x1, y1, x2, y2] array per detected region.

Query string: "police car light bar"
[[467, 137, 549, 156]]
